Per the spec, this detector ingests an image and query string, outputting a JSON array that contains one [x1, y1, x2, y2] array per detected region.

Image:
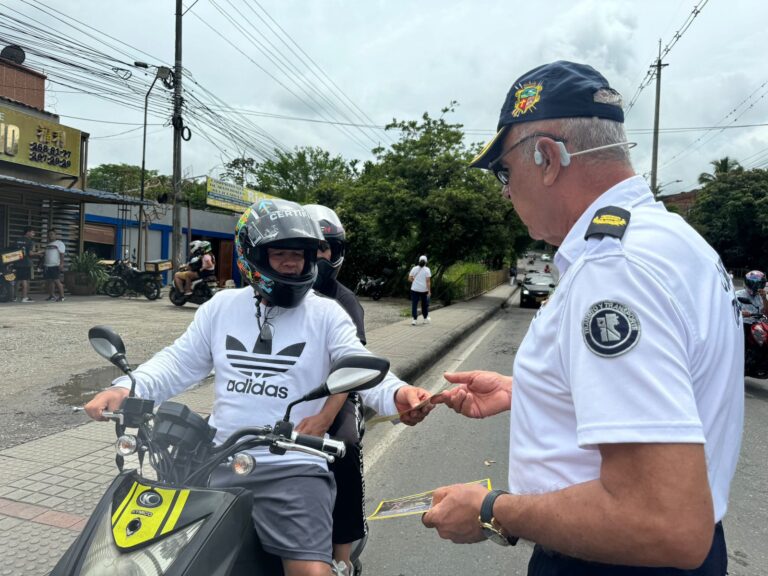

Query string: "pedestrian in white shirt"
[[408, 255, 431, 325], [43, 229, 66, 302]]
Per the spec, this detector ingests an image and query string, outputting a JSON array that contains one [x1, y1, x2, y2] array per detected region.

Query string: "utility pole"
[[650, 40, 668, 196], [171, 0, 184, 268]]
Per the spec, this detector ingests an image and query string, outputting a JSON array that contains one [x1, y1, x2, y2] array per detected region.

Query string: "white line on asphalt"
[[365, 316, 503, 473]]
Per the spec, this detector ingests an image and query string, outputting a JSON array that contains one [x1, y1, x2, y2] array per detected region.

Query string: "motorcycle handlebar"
[[290, 432, 346, 459]]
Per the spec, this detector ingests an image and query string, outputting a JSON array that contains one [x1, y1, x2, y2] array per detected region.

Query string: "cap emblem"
[[512, 82, 543, 118]]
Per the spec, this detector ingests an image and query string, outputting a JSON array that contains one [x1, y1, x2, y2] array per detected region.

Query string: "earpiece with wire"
[[533, 140, 636, 167]]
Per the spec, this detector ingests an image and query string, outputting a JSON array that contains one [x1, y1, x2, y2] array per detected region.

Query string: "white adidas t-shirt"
[[114, 288, 402, 467]]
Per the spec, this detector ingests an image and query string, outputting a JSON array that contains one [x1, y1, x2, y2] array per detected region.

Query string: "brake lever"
[[272, 440, 336, 463]]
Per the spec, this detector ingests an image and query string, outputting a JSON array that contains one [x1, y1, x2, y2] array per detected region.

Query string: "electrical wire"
[[625, 0, 710, 116]]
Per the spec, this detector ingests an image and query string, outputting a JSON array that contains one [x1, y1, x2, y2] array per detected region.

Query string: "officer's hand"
[[394, 386, 435, 426], [84, 387, 130, 421], [295, 413, 334, 437], [421, 483, 487, 543], [436, 371, 513, 418]]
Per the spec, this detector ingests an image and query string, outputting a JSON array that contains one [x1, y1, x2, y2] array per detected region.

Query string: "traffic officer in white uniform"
[[423, 61, 743, 575]]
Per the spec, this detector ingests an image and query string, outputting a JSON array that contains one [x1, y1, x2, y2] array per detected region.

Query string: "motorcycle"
[[168, 264, 219, 307], [52, 326, 386, 576], [738, 296, 768, 378], [0, 248, 23, 302], [354, 275, 385, 301], [103, 260, 163, 301]]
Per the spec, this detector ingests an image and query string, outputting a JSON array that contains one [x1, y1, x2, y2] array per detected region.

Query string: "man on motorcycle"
[[174, 240, 216, 295], [303, 204, 366, 574], [85, 200, 433, 576], [736, 270, 768, 323]]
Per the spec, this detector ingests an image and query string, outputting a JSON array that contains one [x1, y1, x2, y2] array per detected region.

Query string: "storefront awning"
[[0, 174, 148, 205]]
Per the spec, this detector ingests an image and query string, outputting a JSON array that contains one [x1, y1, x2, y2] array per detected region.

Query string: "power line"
[[625, 0, 710, 116]]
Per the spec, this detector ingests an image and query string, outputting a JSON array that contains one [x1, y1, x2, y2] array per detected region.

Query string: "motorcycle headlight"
[[81, 511, 203, 576], [522, 289, 529, 295]]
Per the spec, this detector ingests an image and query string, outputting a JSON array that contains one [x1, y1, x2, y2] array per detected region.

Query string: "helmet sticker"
[[582, 300, 641, 358]]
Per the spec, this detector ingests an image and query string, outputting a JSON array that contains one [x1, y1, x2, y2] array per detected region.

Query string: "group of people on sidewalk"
[[13, 227, 66, 302], [81, 59, 742, 576]]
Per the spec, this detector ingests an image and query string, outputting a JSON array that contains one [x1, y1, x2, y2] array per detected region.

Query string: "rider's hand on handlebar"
[[742, 309, 753, 318], [84, 387, 130, 421]]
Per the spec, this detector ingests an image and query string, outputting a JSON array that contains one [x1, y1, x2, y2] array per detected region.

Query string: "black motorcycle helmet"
[[745, 270, 767, 294], [235, 200, 323, 308], [303, 204, 346, 289]]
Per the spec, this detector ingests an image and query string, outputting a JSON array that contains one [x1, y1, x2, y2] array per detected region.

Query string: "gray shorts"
[[209, 462, 336, 563]]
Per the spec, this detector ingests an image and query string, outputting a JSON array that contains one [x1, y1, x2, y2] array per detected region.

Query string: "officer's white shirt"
[[113, 288, 402, 468], [509, 175, 744, 522]]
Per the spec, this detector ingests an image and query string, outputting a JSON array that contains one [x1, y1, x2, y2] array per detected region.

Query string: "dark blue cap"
[[470, 61, 624, 169]]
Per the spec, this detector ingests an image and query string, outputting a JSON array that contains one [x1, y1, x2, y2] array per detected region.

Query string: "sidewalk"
[[0, 283, 518, 575]]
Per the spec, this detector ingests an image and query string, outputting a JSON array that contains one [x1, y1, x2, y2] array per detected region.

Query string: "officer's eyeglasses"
[[489, 132, 565, 186]]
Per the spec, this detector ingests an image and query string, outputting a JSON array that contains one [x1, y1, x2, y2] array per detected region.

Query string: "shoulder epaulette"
[[584, 206, 631, 240]]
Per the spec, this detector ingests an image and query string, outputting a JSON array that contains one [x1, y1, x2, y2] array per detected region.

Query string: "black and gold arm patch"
[[584, 206, 631, 240]]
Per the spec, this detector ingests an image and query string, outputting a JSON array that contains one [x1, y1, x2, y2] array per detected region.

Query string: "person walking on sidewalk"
[[304, 203, 368, 574], [43, 230, 66, 302], [14, 227, 40, 302], [85, 200, 434, 576], [408, 255, 431, 325], [423, 61, 742, 574]]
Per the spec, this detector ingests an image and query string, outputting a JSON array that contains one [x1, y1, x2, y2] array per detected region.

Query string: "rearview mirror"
[[89, 325, 126, 363], [326, 354, 390, 394], [282, 354, 390, 422]]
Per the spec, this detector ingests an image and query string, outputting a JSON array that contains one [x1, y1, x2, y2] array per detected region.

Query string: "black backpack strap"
[[584, 206, 631, 240]]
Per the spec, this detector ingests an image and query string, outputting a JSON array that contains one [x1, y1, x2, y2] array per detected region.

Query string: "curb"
[[390, 284, 519, 384]]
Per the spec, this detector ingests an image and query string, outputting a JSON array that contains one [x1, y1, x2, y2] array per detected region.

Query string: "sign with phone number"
[[0, 104, 81, 177]]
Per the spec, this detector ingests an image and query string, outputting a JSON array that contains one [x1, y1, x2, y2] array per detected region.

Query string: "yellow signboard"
[[206, 177, 279, 212], [0, 104, 82, 178]]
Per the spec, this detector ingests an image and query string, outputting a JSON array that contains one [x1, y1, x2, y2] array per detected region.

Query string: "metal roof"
[[0, 173, 147, 205]]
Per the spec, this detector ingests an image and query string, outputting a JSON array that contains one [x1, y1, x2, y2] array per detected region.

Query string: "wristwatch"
[[479, 489, 518, 546]]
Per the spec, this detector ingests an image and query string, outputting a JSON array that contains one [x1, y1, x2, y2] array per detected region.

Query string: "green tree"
[[254, 147, 356, 203], [698, 156, 743, 185], [342, 105, 527, 287], [688, 168, 768, 268], [219, 157, 258, 187], [87, 163, 172, 202]]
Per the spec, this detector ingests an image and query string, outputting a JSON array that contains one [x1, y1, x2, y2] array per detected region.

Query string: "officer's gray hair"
[[558, 117, 632, 165]]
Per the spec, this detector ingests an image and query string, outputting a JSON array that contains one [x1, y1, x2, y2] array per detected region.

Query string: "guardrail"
[[437, 269, 509, 304]]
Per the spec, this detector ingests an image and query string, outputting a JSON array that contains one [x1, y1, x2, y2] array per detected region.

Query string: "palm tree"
[[698, 157, 743, 185]]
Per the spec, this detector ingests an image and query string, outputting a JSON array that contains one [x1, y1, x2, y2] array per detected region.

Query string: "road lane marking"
[[365, 316, 503, 473]]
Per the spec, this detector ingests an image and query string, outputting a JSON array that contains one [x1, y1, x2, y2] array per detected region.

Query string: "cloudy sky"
[[2, 0, 766, 196]]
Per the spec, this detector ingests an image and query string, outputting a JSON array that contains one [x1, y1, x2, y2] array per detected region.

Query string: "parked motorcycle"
[[738, 296, 768, 378], [0, 248, 23, 302], [53, 326, 386, 575], [355, 274, 385, 301], [168, 264, 219, 306], [103, 260, 162, 301]]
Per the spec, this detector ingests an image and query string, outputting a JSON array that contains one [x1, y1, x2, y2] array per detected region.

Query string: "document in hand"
[[367, 478, 492, 520]]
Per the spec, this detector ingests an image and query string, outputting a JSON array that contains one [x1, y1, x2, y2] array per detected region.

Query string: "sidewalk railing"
[[437, 269, 509, 304]]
